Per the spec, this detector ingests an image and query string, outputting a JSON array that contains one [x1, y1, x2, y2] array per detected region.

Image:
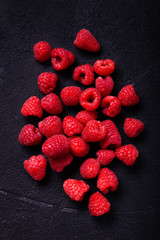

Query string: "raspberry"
[[24, 155, 47, 181], [124, 118, 144, 138], [42, 134, 70, 158], [76, 110, 98, 125], [41, 93, 63, 115], [81, 120, 106, 142], [115, 144, 139, 166], [89, 192, 111, 216], [60, 86, 82, 106], [118, 84, 139, 106], [80, 158, 100, 179], [97, 168, 118, 194], [80, 88, 101, 111], [38, 72, 57, 94], [74, 29, 100, 52], [21, 96, 43, 118], [96, 149, 115, 165], [18, 124, 43, 146], [63, 116, 84, 137], [38, 116, 63, 138], [100, 120, 122, 149], [63, 179, 90, 201], [94, 59, 115, 76], [51, 48, 75, 70], [101, 96, 121, 117], [73, 64, 94, 85], [49, 153, 73, 172], [33, 41, 51, 62], [69, 137, 90, 157], [95, 76, 114, 97]]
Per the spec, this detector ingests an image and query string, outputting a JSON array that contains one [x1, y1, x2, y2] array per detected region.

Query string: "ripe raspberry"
[[49, 153, 73, 172], [80, 88, 101, 111], [89, 192, 111, 216], [33, 41, 51, 62], [95, 76, 114, 97], [42, 134, 70, 158], [97, 168, 118, 194], [118, 84, 139, 106], [81, 120, 106, 142], [74, 29, 100, 52], [63, 179, 90, 201], [124, 118, 144, 138], [94, 59, 115, 76], [115, 144, 139, 166], [80, 158, 100, 179], [21, 96, 43, 118], [18, 124, 43, 146], [101, 96, 121, 117], [96, 149, 115, 165], [51, 48, 75, 70], [38, 116, 63, 138], [69, 137, 90, 157], [38, 72, 57, 94], [100, 120, 122, 149], [63, 116, 84, 137], [76, 110, 98, 126], [60, 86, 82, 106], [41, 93, 63, 115], [73, 64, 94, 85], [24, 155, 47, 181]]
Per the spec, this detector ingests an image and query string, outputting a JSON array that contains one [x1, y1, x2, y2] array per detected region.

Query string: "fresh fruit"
[[38, 72, 57, 94], [63, 116, 84, 137], [95, 76, 114, 97], [118, 84, 139, 106], [94, 59, 115, 76], [96, 149, 115, 165], [80, 158, 100, 179], [69, 137, 90, 157], [33, 41, 51, 62], [80, 88, 101, 111], [89, 192, 111, 216], [73, 64, 94, 85], [21, 96, 43, 118], [76, 110, 98, 125], [123, 118, 144, 138], [49, 153, 73, 172], [115, 144, 139, 166], [60, 86, 82, 106], [51, 48, 75, 70], [41, 93, 63, 115], [101, 96, 121, 117]]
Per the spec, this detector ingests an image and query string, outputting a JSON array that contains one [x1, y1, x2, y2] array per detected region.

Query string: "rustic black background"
[[0, 0, 160, 239]]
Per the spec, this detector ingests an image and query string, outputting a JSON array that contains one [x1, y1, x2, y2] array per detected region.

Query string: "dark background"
[[0, 0, 160, 239]]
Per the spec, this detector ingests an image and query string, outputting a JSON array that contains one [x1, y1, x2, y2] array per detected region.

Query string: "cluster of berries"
[[18, 29, 144, 216]]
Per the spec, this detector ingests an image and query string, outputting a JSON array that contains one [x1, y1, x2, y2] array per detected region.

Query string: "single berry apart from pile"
[[73, 64, 94, 85], [118, 84, 139, 106], [41, 93, 63, 115], [24, 155, 47, 181], [89, 192, 111, 216], [76, 110, 98, 125], [80, 88, 101, 111], [94, 59, 115, 76], [96, 149, 115, 165], [51, 48, 75, 70], [101, 96, 121, 117], [63, 179, 90, 201], [33, 41, 51, 62], [18, 124, 43, 146], [80, 158, 100, 179], [115, 144, 139, 166], [21, 96, 43, 118], [60, 86, 82, 106], [124, 118, 144, 138], [49, 153, 73, 172], [38, 72, 58, 94], [63, 116, 84, 137], [69, 137, 90, 157], [95, 76, 114, 97]]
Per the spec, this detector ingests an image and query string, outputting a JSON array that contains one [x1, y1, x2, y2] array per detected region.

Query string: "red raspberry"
[[24, 155, 47, 181], [95, 76, 114, 97], [80, 88, 101, 111], [101, 96, 121, 117], [73, 64, 94, 85], [60, 86, 82, 106], [94, 59, 115, 76], [74, 29, 100, 52], [80, 158, 100, 179], [118, 84, 139, 106], [21, 96, 43, 118], [115, 144, 139, 166], [100, 120, 122, 149], [97, 168, 118, 194], [69, 137, 90, 157], [76, 110, 98, 125], [124, 118, 144, 138], [81, 120, 106, 142], [38, 116, 63, 138], [49, 153, 73, 172], [51, 48, 75, 70], [18, 124, 43, 146], [89, 192, 111, 216], [42, 134, 70, 158], [38, 72, 57, 94], [41, 93, 63, 115], [96, 149, 115, 165], [63, 116, 84, 137], [33, 41, 51, 62], [63, 179, 90, 201]]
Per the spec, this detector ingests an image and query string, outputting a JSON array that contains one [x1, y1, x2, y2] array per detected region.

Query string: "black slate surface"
[[0, 0, 160, 239]]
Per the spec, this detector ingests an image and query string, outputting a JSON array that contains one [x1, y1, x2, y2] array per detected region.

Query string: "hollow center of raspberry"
[[80, 73, 85, 79], [87, 94, 95, 103], [55, 56, 61, 63]]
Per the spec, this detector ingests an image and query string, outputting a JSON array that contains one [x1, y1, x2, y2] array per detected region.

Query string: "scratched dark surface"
[[0, 0, 160, 239]]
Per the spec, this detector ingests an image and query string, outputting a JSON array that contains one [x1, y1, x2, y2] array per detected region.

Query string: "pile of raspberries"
[[18, 29, 144, 217]]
